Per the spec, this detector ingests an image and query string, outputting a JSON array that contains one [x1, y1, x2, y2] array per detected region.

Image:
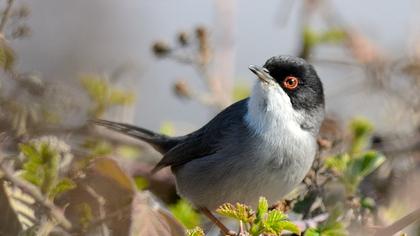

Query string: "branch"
[[0, 0, 14, 33], [373, 208, 420, 236], [0, 159, 72, 231], [84, 186, 109, 236]]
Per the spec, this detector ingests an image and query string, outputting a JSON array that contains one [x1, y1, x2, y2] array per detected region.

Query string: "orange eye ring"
[[283, 76, 299, 90]]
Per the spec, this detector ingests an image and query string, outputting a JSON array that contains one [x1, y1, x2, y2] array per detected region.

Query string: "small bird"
[[93, 55, 325, 234]]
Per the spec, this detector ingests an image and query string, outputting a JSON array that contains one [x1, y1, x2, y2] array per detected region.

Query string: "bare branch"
[[373, 208, 420, 236], [0, 0, 14, 33]]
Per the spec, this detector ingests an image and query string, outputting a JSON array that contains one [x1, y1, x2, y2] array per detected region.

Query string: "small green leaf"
[[0, 40, 16, 71], [350, 117, 374, 154], [352, 151, 385, 178], [319, 28, 347, 43], [280, 221, 301, 234], [186, 226, 205, 236], [324, 153, 350, 173], [49, 178, 76, 199], [134, 176, 149, 190], [361, 197, 376, 210], [216, 203, 253, 223], [169, 199, 201, 229], [256, 197, 268, 221], [305, 228, 321, 236], [19, 144, 40, 162], [264, 210, 288, 234]]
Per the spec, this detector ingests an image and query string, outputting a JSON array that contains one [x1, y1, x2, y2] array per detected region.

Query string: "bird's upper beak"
[[248, 65, 273, 84]]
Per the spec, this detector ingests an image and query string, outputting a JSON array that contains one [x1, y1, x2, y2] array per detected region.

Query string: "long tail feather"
[[90, 119, 179, 154]]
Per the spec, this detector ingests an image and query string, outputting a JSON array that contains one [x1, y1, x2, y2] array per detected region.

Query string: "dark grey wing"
[[152, 98, 249, 173]]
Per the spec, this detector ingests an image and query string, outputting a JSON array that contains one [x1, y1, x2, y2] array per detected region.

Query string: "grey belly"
[[173, 147, 313, 210]]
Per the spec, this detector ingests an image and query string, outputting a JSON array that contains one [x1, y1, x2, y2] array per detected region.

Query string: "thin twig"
[[0, 159, 72, 230], [200, 207, 235, 236], [0, 0, 14, 33], [80, 204, 131, 233], [85, 186, 109, 236], [373, 208, 420, 236]]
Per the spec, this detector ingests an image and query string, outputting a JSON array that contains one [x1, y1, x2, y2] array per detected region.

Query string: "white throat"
[[245, 81, 305, 138]]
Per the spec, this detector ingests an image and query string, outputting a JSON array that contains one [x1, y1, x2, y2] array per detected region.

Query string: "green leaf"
[[342, 151, 385, 194], [319, 28, 347, 43], [216, 202, 253, 223], [134, 176, 149, 190], [351, 151, 385, 178], [303, 27, 320, 50], [116, 145, 141, 159], [82, 139, 113, 157], [49, 178, 76, 199], [186, 226, 205, 236], [280, 221, 301, 234], [321, 221, 347, 236], [350, 117, 374, 154], [256, 197, 268, 220], [19, 144, 40, 162], [80, 75, 135, 117], [324, 153, 350, 173], [317, 206, 348, 236], [361, 197, 376, 210], [169, 199, 201, 229], [305, 228, 321, 236], [263, 210, 288, 234], [0, 40, 16, 71]]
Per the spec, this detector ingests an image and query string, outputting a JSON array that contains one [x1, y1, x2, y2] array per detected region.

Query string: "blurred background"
[[1, 0, 420, 235]]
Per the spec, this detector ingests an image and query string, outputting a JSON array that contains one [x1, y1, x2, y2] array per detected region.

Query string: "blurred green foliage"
[[325, 118, 385, 195], [232, 84, 251, 101], [305, 207, 348, 236], [160, 121, 176, 136], [0, 39, 16, 72], [186, 226, 205, 236], [169, 199, 201, 229], [134, 176, 149, 191], [301, 27, 347, 58], [215, 197, 300, 236], [77, 202, 94, 231], [80, 75, 135, 117], [19, 137, 76, 199]]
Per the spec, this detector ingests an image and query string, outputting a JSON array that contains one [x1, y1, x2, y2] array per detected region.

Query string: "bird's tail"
[[91, 119, 179, 154]]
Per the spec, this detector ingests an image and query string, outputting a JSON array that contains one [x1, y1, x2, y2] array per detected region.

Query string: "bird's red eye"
[[283, 76, 299, 90]]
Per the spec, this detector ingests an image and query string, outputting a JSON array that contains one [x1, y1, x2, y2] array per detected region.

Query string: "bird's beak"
[[248, 65, 273, 84]]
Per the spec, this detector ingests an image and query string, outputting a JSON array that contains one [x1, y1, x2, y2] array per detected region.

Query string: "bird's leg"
[[200, 207, 235, 236]]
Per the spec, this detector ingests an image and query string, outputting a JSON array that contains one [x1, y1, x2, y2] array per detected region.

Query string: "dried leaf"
[[130, 192, 185, 236]]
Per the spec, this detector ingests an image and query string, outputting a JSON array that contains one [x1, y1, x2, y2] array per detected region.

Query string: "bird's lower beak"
[[248, 65, 273, 84]]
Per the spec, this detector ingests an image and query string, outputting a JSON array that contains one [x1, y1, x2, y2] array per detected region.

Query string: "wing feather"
[[152, 98, 249, 173]]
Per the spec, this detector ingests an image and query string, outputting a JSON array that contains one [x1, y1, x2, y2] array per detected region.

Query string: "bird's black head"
[[250, 55, 324, 112]]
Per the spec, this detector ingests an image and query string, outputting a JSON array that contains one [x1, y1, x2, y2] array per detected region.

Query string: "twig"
[[0, 0, 14, 33], [85, 186, 109, 236], [201, 207, 235, 236], [0, 159, 72, 230], [373, 208, 420, 236], [80, 204, 131, 233]]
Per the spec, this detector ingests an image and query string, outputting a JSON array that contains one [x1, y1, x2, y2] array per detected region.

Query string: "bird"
[[92, 55, 325, 234]]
